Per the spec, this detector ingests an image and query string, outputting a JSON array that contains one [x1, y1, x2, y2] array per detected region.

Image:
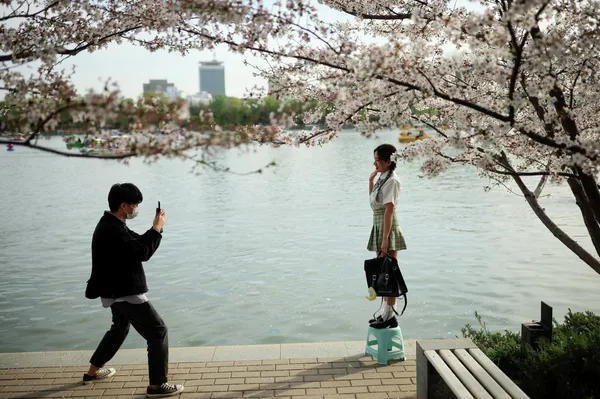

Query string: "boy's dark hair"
[[374, 144, 397, 172], [108, 183, 143, 212]]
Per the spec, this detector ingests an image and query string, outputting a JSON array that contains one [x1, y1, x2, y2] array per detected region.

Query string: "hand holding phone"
[[153, 200, 166, 232]]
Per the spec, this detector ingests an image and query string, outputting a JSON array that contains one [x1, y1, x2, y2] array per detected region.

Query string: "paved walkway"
[[0, 341, 417, 399]]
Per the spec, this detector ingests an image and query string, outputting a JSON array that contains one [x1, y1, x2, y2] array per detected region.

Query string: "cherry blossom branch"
[[519, 129, 596, 161], [340, 9, 411, 20], [412, 67, 512, 122], [486, 175, 523, 197], [0, 26, 143, 62], [269, 14, 341, 55], [432, 145, 573, 180], [188, 155, 277, 175], [0, 0, 59, 21], [519, 72, 561, 142], [182, 27, 513, 124], [325, 0, 412, 20], [413, 118, 448, 139]]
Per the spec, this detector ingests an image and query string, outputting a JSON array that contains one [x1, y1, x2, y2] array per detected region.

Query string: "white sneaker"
[[146, 382, 184, 398]]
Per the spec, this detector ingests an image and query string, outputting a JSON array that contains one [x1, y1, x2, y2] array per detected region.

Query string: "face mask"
[[125, 205, 139, 220]]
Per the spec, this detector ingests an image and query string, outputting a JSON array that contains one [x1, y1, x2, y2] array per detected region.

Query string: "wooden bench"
[[416, 338, 530, 399]]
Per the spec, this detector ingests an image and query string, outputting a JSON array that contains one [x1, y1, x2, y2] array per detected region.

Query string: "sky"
[[4, 0, 479, 100]]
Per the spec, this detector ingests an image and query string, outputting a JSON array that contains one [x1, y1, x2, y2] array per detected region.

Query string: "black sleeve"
[[116, 226, 162, 262], [129, 227, 163, 240]]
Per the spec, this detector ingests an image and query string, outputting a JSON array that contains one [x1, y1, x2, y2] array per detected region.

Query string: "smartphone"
[[156, 201, 161, 214]]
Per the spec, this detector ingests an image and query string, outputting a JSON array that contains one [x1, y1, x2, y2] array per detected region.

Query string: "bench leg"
[[417, 342, 453, 398], [418, 342, 473, 399], [417, 343, 428, 399]]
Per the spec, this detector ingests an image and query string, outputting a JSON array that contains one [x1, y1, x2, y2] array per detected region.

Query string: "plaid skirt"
[[367, 208, 407, 252]]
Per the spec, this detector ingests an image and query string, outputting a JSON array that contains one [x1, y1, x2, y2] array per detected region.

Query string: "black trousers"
[[89, 301, 169, 385]]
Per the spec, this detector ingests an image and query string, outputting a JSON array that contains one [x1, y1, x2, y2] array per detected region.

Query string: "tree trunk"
[[577, 170, 600, 226], [567, 176, 600, 257]]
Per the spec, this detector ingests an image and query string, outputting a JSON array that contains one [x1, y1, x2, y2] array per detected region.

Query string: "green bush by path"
[[462, 310, 600, 399]]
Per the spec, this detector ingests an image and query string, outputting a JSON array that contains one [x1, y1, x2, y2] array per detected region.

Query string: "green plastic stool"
[[365, 325, 406, 365]]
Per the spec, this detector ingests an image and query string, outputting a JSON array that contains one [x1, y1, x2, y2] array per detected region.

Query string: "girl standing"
[[367, 144, 407, 328]]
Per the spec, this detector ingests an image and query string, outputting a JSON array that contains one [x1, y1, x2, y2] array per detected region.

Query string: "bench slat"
[[454, 349, 512, 399], [438, 349, 494, 399], [424, 350, 475, 399], [468, 348, 530, 399]]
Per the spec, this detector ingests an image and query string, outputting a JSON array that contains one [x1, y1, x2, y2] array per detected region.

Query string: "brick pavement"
[[0, 355, 416, 399]]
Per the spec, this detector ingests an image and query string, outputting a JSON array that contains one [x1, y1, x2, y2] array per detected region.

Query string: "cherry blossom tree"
[[1, 0, 599, 272]]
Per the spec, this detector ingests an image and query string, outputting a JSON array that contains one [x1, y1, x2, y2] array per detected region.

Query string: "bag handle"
[[390, 263, 408, 316], [376, 249, 390, 258]]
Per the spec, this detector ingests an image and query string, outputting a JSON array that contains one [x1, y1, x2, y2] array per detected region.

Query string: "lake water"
[[1, 130, 599, 353]]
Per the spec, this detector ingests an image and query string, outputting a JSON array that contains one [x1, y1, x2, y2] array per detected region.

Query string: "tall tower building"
[[198, 60, 225, 97]]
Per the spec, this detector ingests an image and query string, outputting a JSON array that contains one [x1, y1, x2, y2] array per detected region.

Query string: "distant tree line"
[[188, 95, 324, 130], [0, 93, 327, 134]]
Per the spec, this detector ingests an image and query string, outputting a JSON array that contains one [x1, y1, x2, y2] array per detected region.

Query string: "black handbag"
[[364, 255, 408, 315]]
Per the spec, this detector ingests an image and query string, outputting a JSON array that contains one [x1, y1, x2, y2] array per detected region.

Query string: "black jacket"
[[85, 211, 162, 299]]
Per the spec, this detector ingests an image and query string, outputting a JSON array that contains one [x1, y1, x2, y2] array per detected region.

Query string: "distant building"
[[199, 60, 225, 96], [142, 79, 181, 100], [187, 92, 213, 106]]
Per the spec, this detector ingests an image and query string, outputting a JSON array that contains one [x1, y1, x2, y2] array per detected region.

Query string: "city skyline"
[[3, 1, 478, 101], [12, 1, 354, 100]]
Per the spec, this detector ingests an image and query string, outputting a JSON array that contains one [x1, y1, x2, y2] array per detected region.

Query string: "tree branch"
[[533, 174, 549, 199], [486, 168, 576, 178], [0, 140, 136, 159], [506, 22, 527, 123], [520, 73, 557, 138], [550, 84, 579, 141], [569, 59, 588, 109], [187, 155, 277, 175], [499, 151, 600, 274], [533, 161, 551, 198], [340, 10, 411, 20]]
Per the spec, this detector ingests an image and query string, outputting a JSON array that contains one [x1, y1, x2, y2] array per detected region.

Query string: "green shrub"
[[461, 310, 600, 399]]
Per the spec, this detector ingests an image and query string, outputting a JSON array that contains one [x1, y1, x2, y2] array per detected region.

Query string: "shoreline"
[[0, 340, 417, 368]]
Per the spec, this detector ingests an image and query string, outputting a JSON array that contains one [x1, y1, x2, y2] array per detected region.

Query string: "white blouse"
[[369, 171, 401, 211]]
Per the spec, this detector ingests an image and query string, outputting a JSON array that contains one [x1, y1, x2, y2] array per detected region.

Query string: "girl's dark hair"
[[108, 183, 143, 212], [374, 144, 397, 172]]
